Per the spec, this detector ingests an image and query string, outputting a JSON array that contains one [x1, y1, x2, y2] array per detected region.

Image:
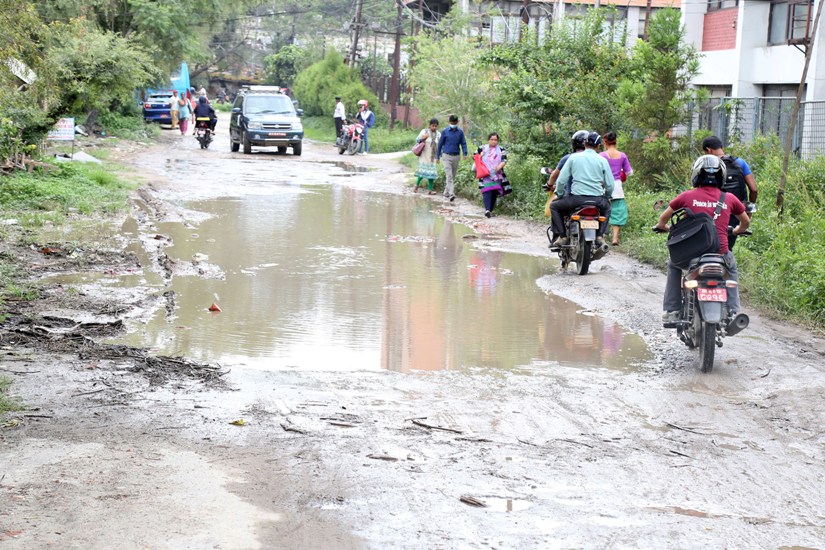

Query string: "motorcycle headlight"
[[291, 122, 303, 131], [248, 121, 263, 130]]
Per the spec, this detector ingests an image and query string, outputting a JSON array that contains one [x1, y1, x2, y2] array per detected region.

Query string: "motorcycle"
[[195, 117, 213, 149], [542, 168, 610, 275], [653, 224, 751, 373], [337, 118, 364, 156]]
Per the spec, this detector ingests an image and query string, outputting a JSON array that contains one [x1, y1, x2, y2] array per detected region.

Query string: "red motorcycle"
[[337, 117, 364, 156]]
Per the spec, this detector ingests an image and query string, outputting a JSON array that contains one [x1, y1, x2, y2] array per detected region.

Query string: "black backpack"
[[721, 156, 747, 201], [666, 193, 726, 270]]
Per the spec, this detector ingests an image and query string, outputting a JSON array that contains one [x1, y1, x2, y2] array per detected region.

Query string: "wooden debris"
[[460, 495, 487, 507], [410, 418, 463, 434], [367, 454, 399, 462]]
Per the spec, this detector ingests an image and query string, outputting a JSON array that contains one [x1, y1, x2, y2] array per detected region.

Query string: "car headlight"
[[248, 121, 263, 130], [291, 122, 303, 131]]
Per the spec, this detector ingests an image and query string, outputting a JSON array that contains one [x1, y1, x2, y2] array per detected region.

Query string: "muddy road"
[[2, 117, 825, 549]]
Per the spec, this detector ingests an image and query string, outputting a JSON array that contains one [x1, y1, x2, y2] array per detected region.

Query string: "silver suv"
[[229, 87, 304, 156]]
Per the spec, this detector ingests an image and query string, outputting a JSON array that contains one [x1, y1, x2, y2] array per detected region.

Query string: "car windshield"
[[245, 95, 294, 115]]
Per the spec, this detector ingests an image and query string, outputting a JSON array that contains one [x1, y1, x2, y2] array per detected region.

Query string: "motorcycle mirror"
[[652, 199, 668, 212], [540, 167, 551, 176]]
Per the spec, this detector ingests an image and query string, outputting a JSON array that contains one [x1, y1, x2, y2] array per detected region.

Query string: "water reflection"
[[110, 183, 648, 372]]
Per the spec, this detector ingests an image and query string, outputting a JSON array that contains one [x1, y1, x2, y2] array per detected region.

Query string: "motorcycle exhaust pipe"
[[726, 313, 749, 336], [592, 243, 610, 260]]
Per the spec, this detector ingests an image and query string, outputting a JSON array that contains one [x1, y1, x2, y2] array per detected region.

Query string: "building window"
[[769, 0, 813, 45], [707, 0, 739, 11]]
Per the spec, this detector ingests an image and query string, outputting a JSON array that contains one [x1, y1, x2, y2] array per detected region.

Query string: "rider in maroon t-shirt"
[[654, 155, 750, 324]]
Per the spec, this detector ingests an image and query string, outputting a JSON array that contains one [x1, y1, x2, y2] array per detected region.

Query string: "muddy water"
[[112, 180, 648, 372]]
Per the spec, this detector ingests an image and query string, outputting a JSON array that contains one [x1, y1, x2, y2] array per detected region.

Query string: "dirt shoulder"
[[2, 129, 825, 549]]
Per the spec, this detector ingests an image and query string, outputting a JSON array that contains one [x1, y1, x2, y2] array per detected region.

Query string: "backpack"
[[721, 156, 747, 201], [666, 192, 726, 270]]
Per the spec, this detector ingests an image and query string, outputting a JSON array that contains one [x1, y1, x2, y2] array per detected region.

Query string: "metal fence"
[[676, 97, 825, 159]]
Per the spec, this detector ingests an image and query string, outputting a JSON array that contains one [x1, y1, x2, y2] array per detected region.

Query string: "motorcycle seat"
[[688, 254, 725, 268]]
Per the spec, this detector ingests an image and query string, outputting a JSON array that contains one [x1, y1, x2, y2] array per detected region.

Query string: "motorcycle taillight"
[[579, 207, 600, 217]]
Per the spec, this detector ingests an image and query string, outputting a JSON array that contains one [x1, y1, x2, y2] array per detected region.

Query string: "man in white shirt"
[[334, 96, 346, 139], [169, 90, 180, 129]]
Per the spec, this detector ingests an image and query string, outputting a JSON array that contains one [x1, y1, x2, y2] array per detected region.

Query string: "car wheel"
[[242, 131, 252, 154], [230, 134, 240, 152], [292, 143, 302, 156]]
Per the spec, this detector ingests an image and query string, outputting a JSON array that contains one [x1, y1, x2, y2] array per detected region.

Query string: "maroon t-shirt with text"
[[669, 186, 745, 254]]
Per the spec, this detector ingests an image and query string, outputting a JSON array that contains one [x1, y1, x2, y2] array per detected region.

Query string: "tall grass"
[[0, 376, 21, 414]]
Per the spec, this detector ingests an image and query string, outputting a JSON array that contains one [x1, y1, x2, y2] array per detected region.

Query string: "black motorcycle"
[[195, 118, 213, 149], [654, 225, 750, 372], [541, 167, 610, 275]]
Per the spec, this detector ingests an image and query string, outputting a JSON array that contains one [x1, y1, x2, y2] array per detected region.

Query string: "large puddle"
[[101, 177, 649, 372]]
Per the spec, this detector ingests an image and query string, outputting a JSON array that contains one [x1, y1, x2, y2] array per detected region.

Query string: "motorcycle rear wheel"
[[575, 239, 591, 275], [699, 321, 717, 373]]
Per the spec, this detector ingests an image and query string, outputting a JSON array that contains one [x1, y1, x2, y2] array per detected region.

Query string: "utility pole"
[[777, 0, 825, 213], [643, 0, 652, 40], [349, 0, 365, 66], [389, 1, 403, 130], [520, 0, 529, 42]]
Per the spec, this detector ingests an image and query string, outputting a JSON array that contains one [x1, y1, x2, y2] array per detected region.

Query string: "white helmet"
[[691, 154, 727, 188], [357, 99, 368, 107]]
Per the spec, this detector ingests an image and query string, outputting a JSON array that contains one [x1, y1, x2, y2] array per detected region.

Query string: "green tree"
[[480, 8, 630, 159], [264, 45, 310, 87], [292, 50, 377, 119], [620, 8, 703, 136]]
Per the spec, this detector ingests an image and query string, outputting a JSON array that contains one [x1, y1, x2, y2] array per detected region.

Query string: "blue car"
[[142, 92, 174, 124]]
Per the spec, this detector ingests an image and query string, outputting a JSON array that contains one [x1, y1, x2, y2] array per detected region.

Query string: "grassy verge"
[[302, 116, 419, 154], [1, 376, 22, 414], [213, 102, 234, 113], [97, 111, 160, 141]]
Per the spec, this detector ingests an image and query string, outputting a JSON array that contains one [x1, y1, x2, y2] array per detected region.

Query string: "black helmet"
[[586, 132, 602, 148], [691, 154, 727, 188], [571, 130, 588, 151]]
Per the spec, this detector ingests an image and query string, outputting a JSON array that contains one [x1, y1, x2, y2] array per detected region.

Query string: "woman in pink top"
[[600, 131, 633, 246]]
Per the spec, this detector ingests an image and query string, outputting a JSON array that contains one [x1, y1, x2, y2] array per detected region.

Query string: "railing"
[[677, 96, 825, 159]]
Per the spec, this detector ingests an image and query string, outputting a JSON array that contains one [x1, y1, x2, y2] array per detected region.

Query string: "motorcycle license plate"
[[697, 287, 727, 302], [580, 220, 599, 229], [268, 132, 286, 137]]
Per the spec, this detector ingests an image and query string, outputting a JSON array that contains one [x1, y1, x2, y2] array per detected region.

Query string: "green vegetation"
[[293, 51, 379, 121], [0, 376, 21, 414]]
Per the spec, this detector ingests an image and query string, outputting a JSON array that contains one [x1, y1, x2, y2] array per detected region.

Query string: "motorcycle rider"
[[544, 130, 588, 196], [654, 155, 751, 325], [550, 132, 613, 246], [193, 95, 217, 133]]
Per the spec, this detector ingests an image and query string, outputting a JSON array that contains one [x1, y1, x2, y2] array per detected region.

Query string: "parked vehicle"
[[543, 164, 609, 275], [142, 92, 174, 124], [229, 86, 304, 156], [195, 118, 213, 149], [654, 225, 751, 373], [337, 117, 364, 156]]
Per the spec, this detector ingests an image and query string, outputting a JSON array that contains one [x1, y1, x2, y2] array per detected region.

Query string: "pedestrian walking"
[[437, 114, 467, 202], [169, 90, 180, 130], [356, 100, 375, 153], [334, 96, 346, 140], [475, 132, 508, 218], [413, 118, 441, 195], [599, 131, 633, 246], [178, 95, 191, 136]]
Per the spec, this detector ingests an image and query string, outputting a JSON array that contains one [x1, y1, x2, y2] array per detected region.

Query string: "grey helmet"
[[571, 130, 588, 151], [691, 154, 727, 187]]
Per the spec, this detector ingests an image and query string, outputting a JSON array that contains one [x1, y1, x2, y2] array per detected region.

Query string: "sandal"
[[413, 185, 418, 193], [612, 241, 619, 246], [428, 190, 437, 195]]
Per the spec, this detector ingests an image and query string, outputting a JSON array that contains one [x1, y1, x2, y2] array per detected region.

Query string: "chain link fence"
[[675, 97, 825, 159]]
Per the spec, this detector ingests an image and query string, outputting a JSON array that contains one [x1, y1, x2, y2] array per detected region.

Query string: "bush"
[[292, 51, 379, 121]]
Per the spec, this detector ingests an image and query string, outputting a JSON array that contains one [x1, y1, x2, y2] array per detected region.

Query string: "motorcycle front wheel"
[[347, 138, 359, 155]]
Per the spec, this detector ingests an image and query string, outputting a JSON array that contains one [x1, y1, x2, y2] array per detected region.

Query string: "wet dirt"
[[2, 116, 825, 548]]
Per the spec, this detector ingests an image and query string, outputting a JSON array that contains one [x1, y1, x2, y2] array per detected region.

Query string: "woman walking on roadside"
[[178, 95, 191, 136], [599, 131, 632, 246], [414, 118, 441, 195], [476, 132, 508, 218]]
